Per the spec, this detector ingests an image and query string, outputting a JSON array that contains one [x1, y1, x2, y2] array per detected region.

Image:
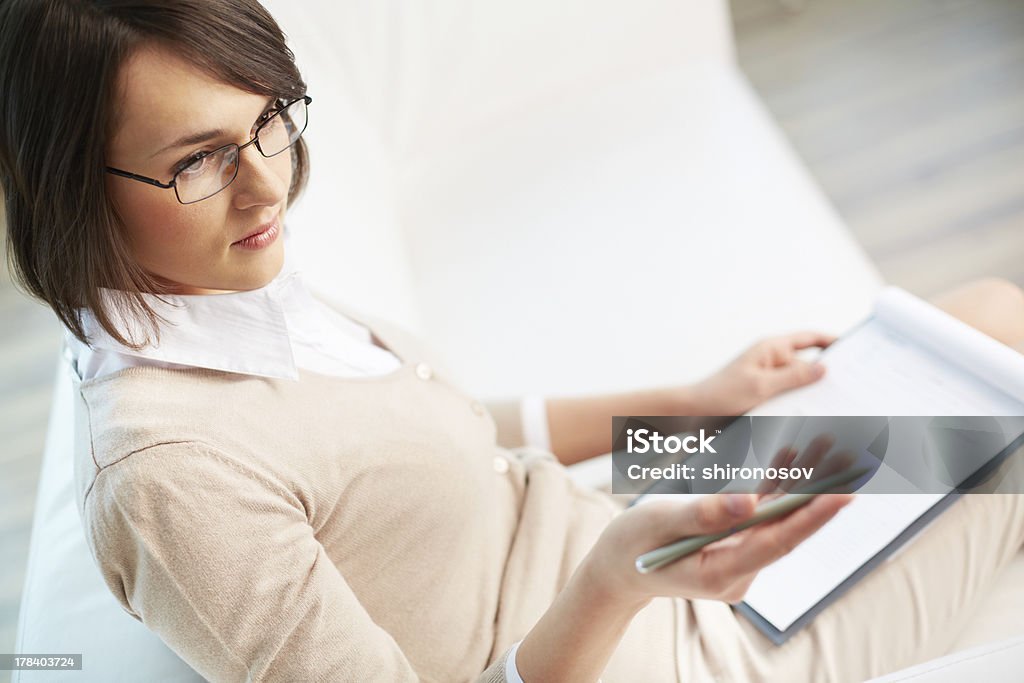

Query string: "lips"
[[233, 214, 280, 244]]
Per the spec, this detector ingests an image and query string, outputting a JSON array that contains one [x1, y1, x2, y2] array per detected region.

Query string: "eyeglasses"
[[106, 95, 311, 205]]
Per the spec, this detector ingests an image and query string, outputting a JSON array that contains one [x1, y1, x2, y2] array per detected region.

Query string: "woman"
[[2, 2, 1023, 681]]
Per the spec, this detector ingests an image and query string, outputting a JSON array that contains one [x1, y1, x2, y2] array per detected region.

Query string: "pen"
[[634, 467, 870, 574]]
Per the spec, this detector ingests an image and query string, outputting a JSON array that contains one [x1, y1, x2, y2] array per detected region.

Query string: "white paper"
[[743, 494, 942, 631], [875, 286, 1024, 405]]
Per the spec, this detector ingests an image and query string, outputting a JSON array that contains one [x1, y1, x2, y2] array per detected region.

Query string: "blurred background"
[[1, 0, 1022, 676]]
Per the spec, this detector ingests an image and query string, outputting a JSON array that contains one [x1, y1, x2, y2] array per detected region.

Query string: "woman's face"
[[106, 45, 292, 294]]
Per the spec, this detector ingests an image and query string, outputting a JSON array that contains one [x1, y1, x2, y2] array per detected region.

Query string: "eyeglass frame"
[[104, 94, 312, 205]]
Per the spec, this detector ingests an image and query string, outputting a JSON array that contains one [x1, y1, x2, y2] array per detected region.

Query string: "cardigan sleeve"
[[81, 440, 510, 683]]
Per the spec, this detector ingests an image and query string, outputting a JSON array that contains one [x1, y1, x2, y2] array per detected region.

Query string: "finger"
[[756, 446, 797, 494], [809, 450, 858, 486], [756, 490, 787, 504], [783, 331, 838, 350], [784, 435, 837, 492], [766, 340, 794, 368], [792, 434, 836, 472], [650, 493, 759, 542], [700, 494, 853, 577], [688, 493, 825, 552], [763, 332, 836, 370], [755, 475, 780, 496], [761, 446, 796, 487], [765, 359, 826, 395]]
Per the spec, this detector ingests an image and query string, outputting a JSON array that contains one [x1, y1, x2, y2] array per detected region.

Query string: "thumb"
[[666, 493, 758, 539], [766, 360, 825, 395]]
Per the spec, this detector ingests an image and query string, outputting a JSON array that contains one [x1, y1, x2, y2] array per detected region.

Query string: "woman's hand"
[[688, 331, 836, 416], [543, 331, 836, 467], [517, 491, 851, 683], [580, 491, 853, 607], [516, 446, 853, 683]]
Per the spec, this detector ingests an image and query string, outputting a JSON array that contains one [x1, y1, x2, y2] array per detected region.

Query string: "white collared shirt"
[[66, 247, 405, 383]]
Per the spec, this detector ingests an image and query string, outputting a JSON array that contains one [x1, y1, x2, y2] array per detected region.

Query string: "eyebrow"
[[147, 98, 278, 160], [148, 128, 228, 160]]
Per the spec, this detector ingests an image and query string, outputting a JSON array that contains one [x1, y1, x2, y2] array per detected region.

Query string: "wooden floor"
[[1, 0, 1022, 676], [732, 0, 1024, 296]]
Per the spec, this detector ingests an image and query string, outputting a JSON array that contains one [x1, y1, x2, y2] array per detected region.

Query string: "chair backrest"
[[270, 0, 880, 398], [13, 352, 204, 682], [269, 0, 734, 332]]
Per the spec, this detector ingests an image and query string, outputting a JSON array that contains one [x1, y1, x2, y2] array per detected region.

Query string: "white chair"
[[867, 635, 1024, 683], [14, 354, 204, 682], [15, 1, 1023, 680]]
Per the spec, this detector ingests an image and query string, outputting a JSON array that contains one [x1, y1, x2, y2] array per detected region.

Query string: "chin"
[[248, 241, 287, 287], [178, 248, 285, 295]]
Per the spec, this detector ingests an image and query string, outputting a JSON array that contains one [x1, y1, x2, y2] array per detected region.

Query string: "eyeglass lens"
[[175, 98, 308, 204]]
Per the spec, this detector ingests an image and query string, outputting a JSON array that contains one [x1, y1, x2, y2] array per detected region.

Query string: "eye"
[[257, 104, 277, 125], [173, 151, 213, 177], [256, 99, 286, 127]]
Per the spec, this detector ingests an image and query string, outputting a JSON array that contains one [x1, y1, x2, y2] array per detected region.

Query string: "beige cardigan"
[[71, 307, 680, 682]]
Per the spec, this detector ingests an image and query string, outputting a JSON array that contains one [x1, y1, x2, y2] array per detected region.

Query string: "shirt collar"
[[82, 246, 305, 381]]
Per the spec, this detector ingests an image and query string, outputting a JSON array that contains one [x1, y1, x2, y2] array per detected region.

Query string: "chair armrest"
[[868, 635, 1024, 682]]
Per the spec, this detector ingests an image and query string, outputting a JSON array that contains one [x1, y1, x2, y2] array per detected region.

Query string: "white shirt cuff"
[[520, 395, 552, 453], [505, 640, 525, 683]]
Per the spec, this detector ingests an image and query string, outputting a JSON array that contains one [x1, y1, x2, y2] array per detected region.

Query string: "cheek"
[[273, 151, 295, 197], [107, 176, 169, 245], [107, 177, 223, 271]]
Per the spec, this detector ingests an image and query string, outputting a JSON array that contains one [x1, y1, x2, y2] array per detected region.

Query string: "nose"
[[230, 143, 291, 212]]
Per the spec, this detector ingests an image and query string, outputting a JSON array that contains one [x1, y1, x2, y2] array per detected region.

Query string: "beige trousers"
[[675, 453, 1024, 682]]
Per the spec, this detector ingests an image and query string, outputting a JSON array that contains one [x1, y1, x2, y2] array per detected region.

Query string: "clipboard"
[[627, 287, 1024, 644]]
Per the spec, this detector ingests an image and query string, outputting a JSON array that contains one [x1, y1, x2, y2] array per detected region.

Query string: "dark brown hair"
[[0, 0, 309, 349]]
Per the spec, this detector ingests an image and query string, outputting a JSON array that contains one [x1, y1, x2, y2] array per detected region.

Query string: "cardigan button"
[[471, 401, 486, 416], [492, 456, 510, 474], [415, 362, 433, 380]]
